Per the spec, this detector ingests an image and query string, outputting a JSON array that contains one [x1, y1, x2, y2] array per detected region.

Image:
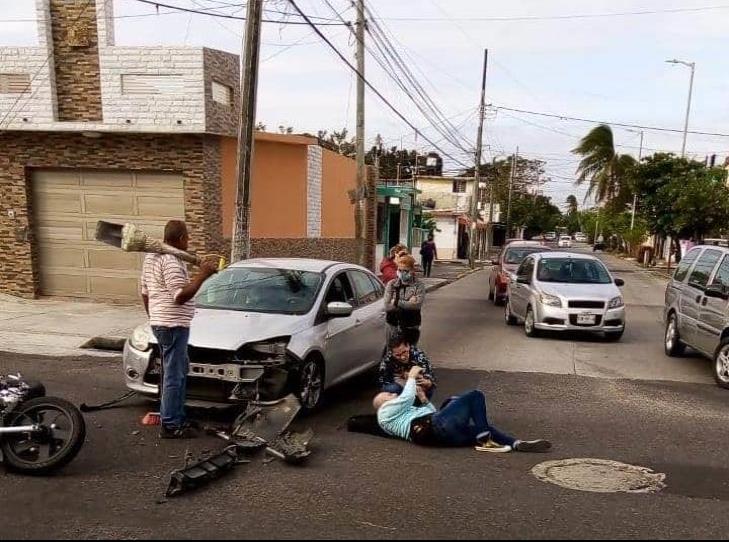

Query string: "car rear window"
[[504, 247, 545, 265]]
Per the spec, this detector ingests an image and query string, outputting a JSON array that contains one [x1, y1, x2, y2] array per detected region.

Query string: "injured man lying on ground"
[[366, 366, 552, 453]]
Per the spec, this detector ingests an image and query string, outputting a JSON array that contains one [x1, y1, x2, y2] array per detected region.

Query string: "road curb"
[[426, 266, 484, 293]]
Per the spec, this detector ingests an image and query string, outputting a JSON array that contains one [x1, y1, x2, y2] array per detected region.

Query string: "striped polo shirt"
[[140, 253, 195, 328]]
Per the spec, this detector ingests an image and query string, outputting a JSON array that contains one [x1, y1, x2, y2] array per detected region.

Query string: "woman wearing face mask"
[[384, 254, 426, 346]]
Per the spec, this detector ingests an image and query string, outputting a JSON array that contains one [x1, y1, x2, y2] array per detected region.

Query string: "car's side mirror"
[[517, 276, 531, 285], [704, 284, 728, 300], [615, 278, 625, 287], [327, 302, 354, 318]]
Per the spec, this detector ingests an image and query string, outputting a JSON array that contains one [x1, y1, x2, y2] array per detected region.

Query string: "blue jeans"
[[152, 326, 190, 429], [431, 390, 516, 447]]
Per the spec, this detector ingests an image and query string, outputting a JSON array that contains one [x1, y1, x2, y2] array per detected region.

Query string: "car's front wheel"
[[505, 299, 518, 326], [295, 357, 324, 412], [713, 338, 729, 390], [524, 306, 540, 338]]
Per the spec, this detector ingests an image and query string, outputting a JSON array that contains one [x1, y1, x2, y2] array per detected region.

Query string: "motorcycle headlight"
[[540, 293, 563, 307], [129, 325, 151, 352], [608, 296, 625, 309]]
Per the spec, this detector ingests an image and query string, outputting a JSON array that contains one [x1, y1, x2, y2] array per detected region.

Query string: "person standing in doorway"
[[140, 220, 219, 439], [420, 234, 438, 278]]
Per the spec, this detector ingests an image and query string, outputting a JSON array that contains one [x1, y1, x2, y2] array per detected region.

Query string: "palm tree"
[[572, 125, 636, 204], [566, 194, 579, 215]]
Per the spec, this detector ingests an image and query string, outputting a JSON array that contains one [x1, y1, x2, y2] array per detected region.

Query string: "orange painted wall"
[[221, 137, 308, 238], [321, 148, 356, 238]]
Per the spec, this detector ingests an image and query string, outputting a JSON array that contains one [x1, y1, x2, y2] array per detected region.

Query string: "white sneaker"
[[475, 439, 512, 453]]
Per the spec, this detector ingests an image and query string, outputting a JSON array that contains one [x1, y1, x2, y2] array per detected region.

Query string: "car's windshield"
[[504, 247, 545, 265], [537, 258, 612, 284], [196, 267, 324, 314]]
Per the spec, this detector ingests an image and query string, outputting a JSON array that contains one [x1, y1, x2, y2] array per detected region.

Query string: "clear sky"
[[2, 0, 728, 208]]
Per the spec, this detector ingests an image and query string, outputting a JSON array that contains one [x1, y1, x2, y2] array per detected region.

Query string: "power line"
[[284, 0, 471, 169], [495, 105, 729, 139], [375, 4, 729, 23], [320, 0, 474, 157], [133, 0, 349, 25]]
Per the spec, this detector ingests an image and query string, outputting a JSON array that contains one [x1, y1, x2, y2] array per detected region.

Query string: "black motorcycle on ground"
[[0, 374, 86, 475]]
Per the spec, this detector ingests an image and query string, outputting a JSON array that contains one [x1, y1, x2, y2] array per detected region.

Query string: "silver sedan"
[[123, 259, 386, 411], [504, 252, 626, 341]]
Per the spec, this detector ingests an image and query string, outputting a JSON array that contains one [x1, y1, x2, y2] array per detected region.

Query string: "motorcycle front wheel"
[[1, 396, 86, 475]]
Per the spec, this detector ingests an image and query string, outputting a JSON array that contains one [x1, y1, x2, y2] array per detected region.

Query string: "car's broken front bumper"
[[123, 341, 291, 404]]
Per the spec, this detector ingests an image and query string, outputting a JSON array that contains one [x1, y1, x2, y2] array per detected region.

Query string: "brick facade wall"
[[49, 0, 103, 121], [203, 48, 239, 137], [0, 131, 224, 298]]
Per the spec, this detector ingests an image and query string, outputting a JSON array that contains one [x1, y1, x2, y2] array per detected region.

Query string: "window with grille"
[[0, 74, 30, 94], [121, 74, 186, 95], [211, 80, 232, 106]]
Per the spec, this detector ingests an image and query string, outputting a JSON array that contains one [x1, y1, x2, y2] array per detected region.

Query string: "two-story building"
[[0, 0, 374, 302]]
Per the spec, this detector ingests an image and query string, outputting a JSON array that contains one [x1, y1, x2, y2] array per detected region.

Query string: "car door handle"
[[702, 297, 709, 306], [696, 295, 703, 303]]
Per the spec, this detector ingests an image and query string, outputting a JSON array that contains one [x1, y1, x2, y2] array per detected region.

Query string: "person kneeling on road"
[[379, 331, 435, 400], [374, 366, 551, 454]]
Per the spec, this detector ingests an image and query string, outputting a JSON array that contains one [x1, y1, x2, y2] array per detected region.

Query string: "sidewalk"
[[0, 266, 477, 358], [0, 294, 145, 358]]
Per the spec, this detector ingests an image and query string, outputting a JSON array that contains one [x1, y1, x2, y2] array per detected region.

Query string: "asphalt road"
[[2, 251, 728, 539], [421, 248, 714, 385]]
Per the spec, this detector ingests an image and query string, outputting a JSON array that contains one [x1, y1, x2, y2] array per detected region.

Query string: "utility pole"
[[630, 130, 644, 230], [506, 147, 518, 238], [487, 155, 496, 252], [666, 59, 696, 158], [354, 0, 366, 265], [468, 49, 488, 269], [231, 0, 264, 262]]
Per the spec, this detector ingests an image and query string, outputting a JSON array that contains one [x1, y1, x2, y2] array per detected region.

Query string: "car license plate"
[[577, 313, 597, 325]]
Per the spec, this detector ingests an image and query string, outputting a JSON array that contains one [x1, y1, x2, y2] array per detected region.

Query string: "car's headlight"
[[608, 296, 625, 309], [249, 338, 289, 356], [129, 325, 151, 351], [540, 293, 563, 307]]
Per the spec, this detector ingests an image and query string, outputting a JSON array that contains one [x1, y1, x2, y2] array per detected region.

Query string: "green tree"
[[510, 194, 563, 239], [633, 154, 729, 258], [573, 124, 637, 205]]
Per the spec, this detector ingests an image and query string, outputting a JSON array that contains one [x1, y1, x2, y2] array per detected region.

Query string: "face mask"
[[398, 270, 412, 282]]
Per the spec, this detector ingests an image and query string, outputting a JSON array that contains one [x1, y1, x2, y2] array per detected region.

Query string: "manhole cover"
[[532, 459, 666, 494]]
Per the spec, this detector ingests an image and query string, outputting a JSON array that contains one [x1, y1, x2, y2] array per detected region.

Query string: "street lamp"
[[666, 59, 696, 158]]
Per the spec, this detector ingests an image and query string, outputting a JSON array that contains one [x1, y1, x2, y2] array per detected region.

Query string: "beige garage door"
[[32, 170, 185, 300]]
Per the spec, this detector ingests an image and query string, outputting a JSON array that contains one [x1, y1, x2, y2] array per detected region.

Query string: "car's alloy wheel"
[[714, 341, 729, 390], [297, 359, 323, 411], [664, 314, 686, 357]]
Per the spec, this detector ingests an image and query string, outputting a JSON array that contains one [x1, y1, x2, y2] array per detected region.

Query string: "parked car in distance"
[[545, 232, 557, 242], [123, 259, 387, 411], [664, 245, 729, 389], [574, 232, 588, 243], [489, 242, 551, 305], [505, 252, 626, 341], [558, 235, 573, 249]]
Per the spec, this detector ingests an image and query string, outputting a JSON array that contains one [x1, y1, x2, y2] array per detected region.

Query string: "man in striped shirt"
[[140, 220, 218, 439]]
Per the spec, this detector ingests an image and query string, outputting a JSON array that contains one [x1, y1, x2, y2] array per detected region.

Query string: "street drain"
[[532, 459, 666, 494]]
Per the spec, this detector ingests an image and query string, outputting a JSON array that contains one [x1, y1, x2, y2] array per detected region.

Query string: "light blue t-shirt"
[[377, 378, 437, 440]]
